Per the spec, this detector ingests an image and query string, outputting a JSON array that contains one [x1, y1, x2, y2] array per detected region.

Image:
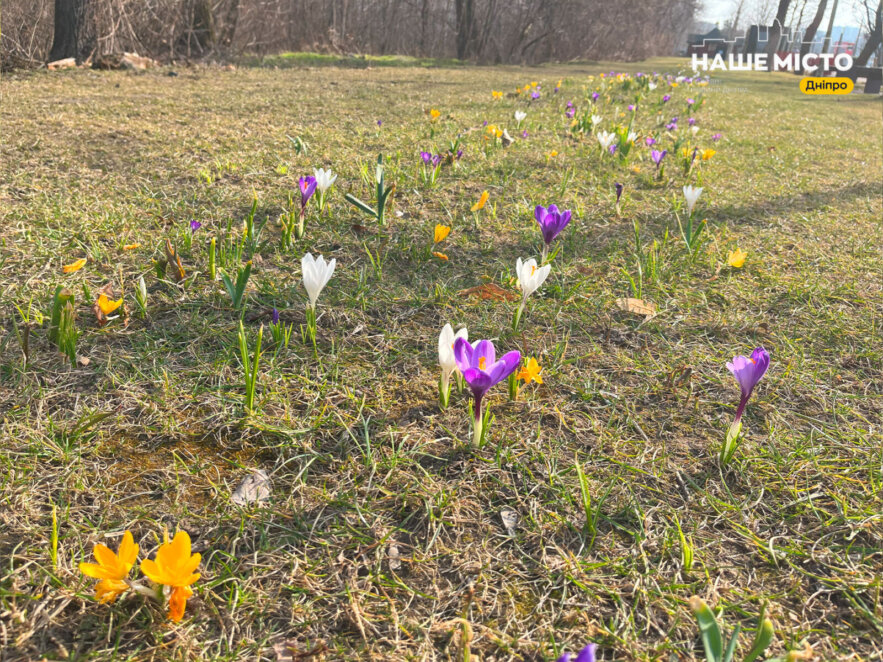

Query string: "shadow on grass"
[[714, 179, 881, 225]]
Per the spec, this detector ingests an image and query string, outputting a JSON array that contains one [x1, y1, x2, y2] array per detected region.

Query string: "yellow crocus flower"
[[63, 258, 87, 273], [517, 357, 543, 385], [471, 191, 489, 211], [728, 248, 747, 268], [79, 531, 139, 604]]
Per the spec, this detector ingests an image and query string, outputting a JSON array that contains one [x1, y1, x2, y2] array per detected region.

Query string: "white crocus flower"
[[514, 110, 527, 124], [313, 167, 337, 193], [683, 185, 703, 217], [439, 323, 468, 378], [596, 130, 615, 150], [627, 131, 637, 143], [438, 323, 468, 407], [648, 82, 657, 91], [301, 253, 336, 308], [691, 125, 699, 137], [513, 257, 551, 331], [590, 114, 602, 127], [516, 257, 551, 301]]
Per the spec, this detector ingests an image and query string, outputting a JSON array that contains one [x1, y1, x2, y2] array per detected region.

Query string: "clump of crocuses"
[[722, 347, 770, 465], [535, 204, 572, 261], [453, 338, 520, 447]]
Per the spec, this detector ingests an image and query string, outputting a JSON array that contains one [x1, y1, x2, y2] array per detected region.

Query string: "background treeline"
[[2, 0, 697, 67]]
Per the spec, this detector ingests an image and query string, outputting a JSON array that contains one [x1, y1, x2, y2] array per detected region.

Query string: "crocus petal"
[[575, 644, 597, 662], [453, 336, 474, 373], [487, 350, 521, 384], [461, 368, 494, 395], [472, 339, 496, 369]]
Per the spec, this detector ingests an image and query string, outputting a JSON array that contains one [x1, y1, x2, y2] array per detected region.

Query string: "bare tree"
[[854, 0, 882, 65], [5, 0, 701, 67], [765, 0, 791, 68], [48, 0, 94, 61], [799, 0, 828, 69]]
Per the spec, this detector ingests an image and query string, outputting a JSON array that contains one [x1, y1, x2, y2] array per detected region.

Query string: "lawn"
[[1, 57, 881, 661]]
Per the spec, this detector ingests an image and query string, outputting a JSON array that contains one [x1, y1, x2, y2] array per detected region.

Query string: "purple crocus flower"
[[454, 338, 520, 445], [531, 91, 540, 99], [567, 101, 574, 108], [645, 136, 656, 146], [665, 122, 678, 131], [420, 151, 432, 164], [431, 154, 442, 167], [614, 182, 624, 203], [521, 130, 529, 139], [592, 92, 600, 101], [456, 149, 464, 160], [688, 117, 696, 126], [535, 204, 572, 253], [662, 94, 671, 103], [727, 347, 770, 423], [299, 175, 317, 210], [712, 133, 722, 142], [627, 104, 635, 111], [557, 643, 597, 662], [686, 98, 695, 106], [565, 107, 576, 119], [377, 119, 382, 127], [608, 144, 617, 155], [272, 308, 280, 325], [189, 220, 202, 232], [651, 149, 667, 167]]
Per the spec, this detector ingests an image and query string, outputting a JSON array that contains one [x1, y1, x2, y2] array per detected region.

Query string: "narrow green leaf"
[[690, 597, 724, 662]]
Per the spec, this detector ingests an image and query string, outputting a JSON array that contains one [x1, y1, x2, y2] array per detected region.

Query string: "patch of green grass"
[[0, 58, 881, 661]]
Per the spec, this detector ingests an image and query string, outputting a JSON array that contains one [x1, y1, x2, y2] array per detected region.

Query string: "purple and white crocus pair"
[[723, 347, 770, 464], [453, 338, 521, 447], [535, 204, 572, 261]]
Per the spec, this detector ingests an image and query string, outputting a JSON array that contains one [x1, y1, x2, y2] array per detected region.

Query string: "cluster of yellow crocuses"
[[79, 529, 201, 622]]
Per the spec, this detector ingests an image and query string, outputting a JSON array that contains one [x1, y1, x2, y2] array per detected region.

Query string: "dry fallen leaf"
[[501, 129, 514, 147], [164, 239, 186, 282], [500, 508, 518, 536], [615, 297, 657, 318], [388, 543, 402, 571], [458, 283, 518, 302], [272, 640, 327, 662], [231, 469, 272, 506]]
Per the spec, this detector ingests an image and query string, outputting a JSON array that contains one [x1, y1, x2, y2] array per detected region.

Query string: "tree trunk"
[[799, 0, 828, 70], [49, 0, 93, 62], [189, 0, 216, 54], [822, 0, 839, 53], [854, 0, 882, 65], [766, 0, 791, 69], [455, 0, 475, 60]]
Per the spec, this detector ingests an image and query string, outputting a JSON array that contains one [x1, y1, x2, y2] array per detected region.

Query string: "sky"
[[698, 0, 868, 29]]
